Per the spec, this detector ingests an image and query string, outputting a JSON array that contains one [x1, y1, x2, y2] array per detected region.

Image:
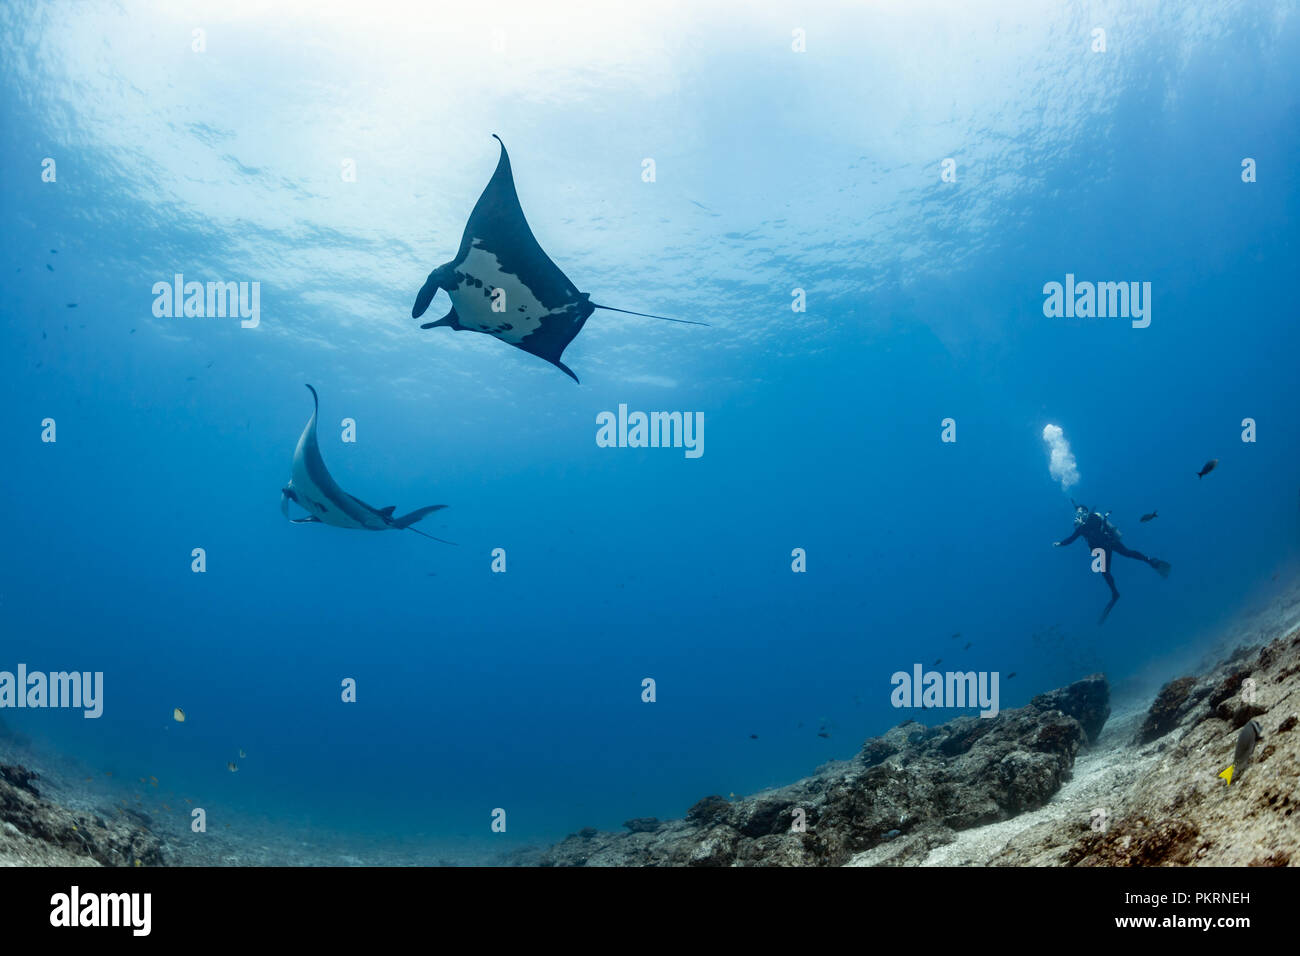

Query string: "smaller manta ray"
[[412, 135, 707, 383], [280, 385, 453, 543]]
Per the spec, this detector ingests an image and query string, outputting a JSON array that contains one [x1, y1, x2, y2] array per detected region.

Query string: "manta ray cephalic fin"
[[420, 308, 459, 330]]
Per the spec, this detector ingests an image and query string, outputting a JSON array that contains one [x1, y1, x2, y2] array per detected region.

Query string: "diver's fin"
[[290, 516, 321, 524], [392, 504, 447, 529], [377, 506, 396, 518], [590, 303, 710, 327], [1219, 765, 1235, 786], [420, 308, 459, 330], [1098, 594, 1119, 625]]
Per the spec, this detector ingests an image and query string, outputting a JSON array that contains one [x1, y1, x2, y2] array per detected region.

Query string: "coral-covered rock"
[[531, 675, 1107, 867], [1030, 673, 1111, 743], [1136, 676, 1198, 743]]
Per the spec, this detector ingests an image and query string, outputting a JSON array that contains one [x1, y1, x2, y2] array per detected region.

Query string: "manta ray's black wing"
[[417, 137, 703, 383], [460, 136, 585, 311]]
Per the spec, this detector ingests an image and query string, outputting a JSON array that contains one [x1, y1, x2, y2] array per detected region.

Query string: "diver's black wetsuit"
[[1056, 511, 1163, 623]]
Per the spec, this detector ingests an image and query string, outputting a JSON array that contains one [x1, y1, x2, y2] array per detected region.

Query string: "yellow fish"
[[227, 762, 238, 773], [173, 708, 186, 722]]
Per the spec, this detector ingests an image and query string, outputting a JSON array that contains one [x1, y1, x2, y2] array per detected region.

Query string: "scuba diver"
[[1054, 501, 1171, 624]]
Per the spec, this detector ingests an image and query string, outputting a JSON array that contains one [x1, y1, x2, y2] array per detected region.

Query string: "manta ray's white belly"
[[449, 243, 557, 345], [289, 429, 373, 529]]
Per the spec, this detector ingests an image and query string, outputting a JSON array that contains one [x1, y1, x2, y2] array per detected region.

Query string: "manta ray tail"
[[406, 526, 458, 545], [590, 303, 710, 327], [392, 505, 456, 545]]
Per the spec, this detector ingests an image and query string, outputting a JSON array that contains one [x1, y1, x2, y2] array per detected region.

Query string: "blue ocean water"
[[1, 1, 1298, 859]]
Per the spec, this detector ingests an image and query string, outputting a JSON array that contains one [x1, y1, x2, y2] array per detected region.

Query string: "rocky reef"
[[0, 760, 167, 867], [912, 622, 1300, 867], [521, 675, 1110, 866], [1031, 625, 1299, 867], [523, 612, 1300, 868]]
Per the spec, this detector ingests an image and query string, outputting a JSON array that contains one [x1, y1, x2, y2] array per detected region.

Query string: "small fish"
[[1196, 458, 1218, 479], [239, 749, 246, 759], [950, 632, 961, 640], [105, 771, 112, 778], [130, 328, 136, 334], [817, 731, 831, 739], [1219, 719, 1263, 786], [66, 303, 77, 308], [1140, 511, 1158, 523], [205, 361, 213, 368], [71, 825, 77, 831], [173, 708, 185, 722], [46, 264, 53, 271], [933, 658, 942, 666], [50, 249, 57, 253], [749, 734, 758, 740], [963, 642, 972, 650], [883, 829, 901, 840], [149, 776, 158, 788], [162, 803, 171, 811], [1007, 672, 1017, 680], [227, 762, 238, 773], [134, 860, 141, 867], [184, 798, 192, 804], [186, 376, 196, 382]]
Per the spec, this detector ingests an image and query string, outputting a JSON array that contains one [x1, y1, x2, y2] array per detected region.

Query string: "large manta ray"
[[280, 385, 452, 542], [411, 135, 706, 382]]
